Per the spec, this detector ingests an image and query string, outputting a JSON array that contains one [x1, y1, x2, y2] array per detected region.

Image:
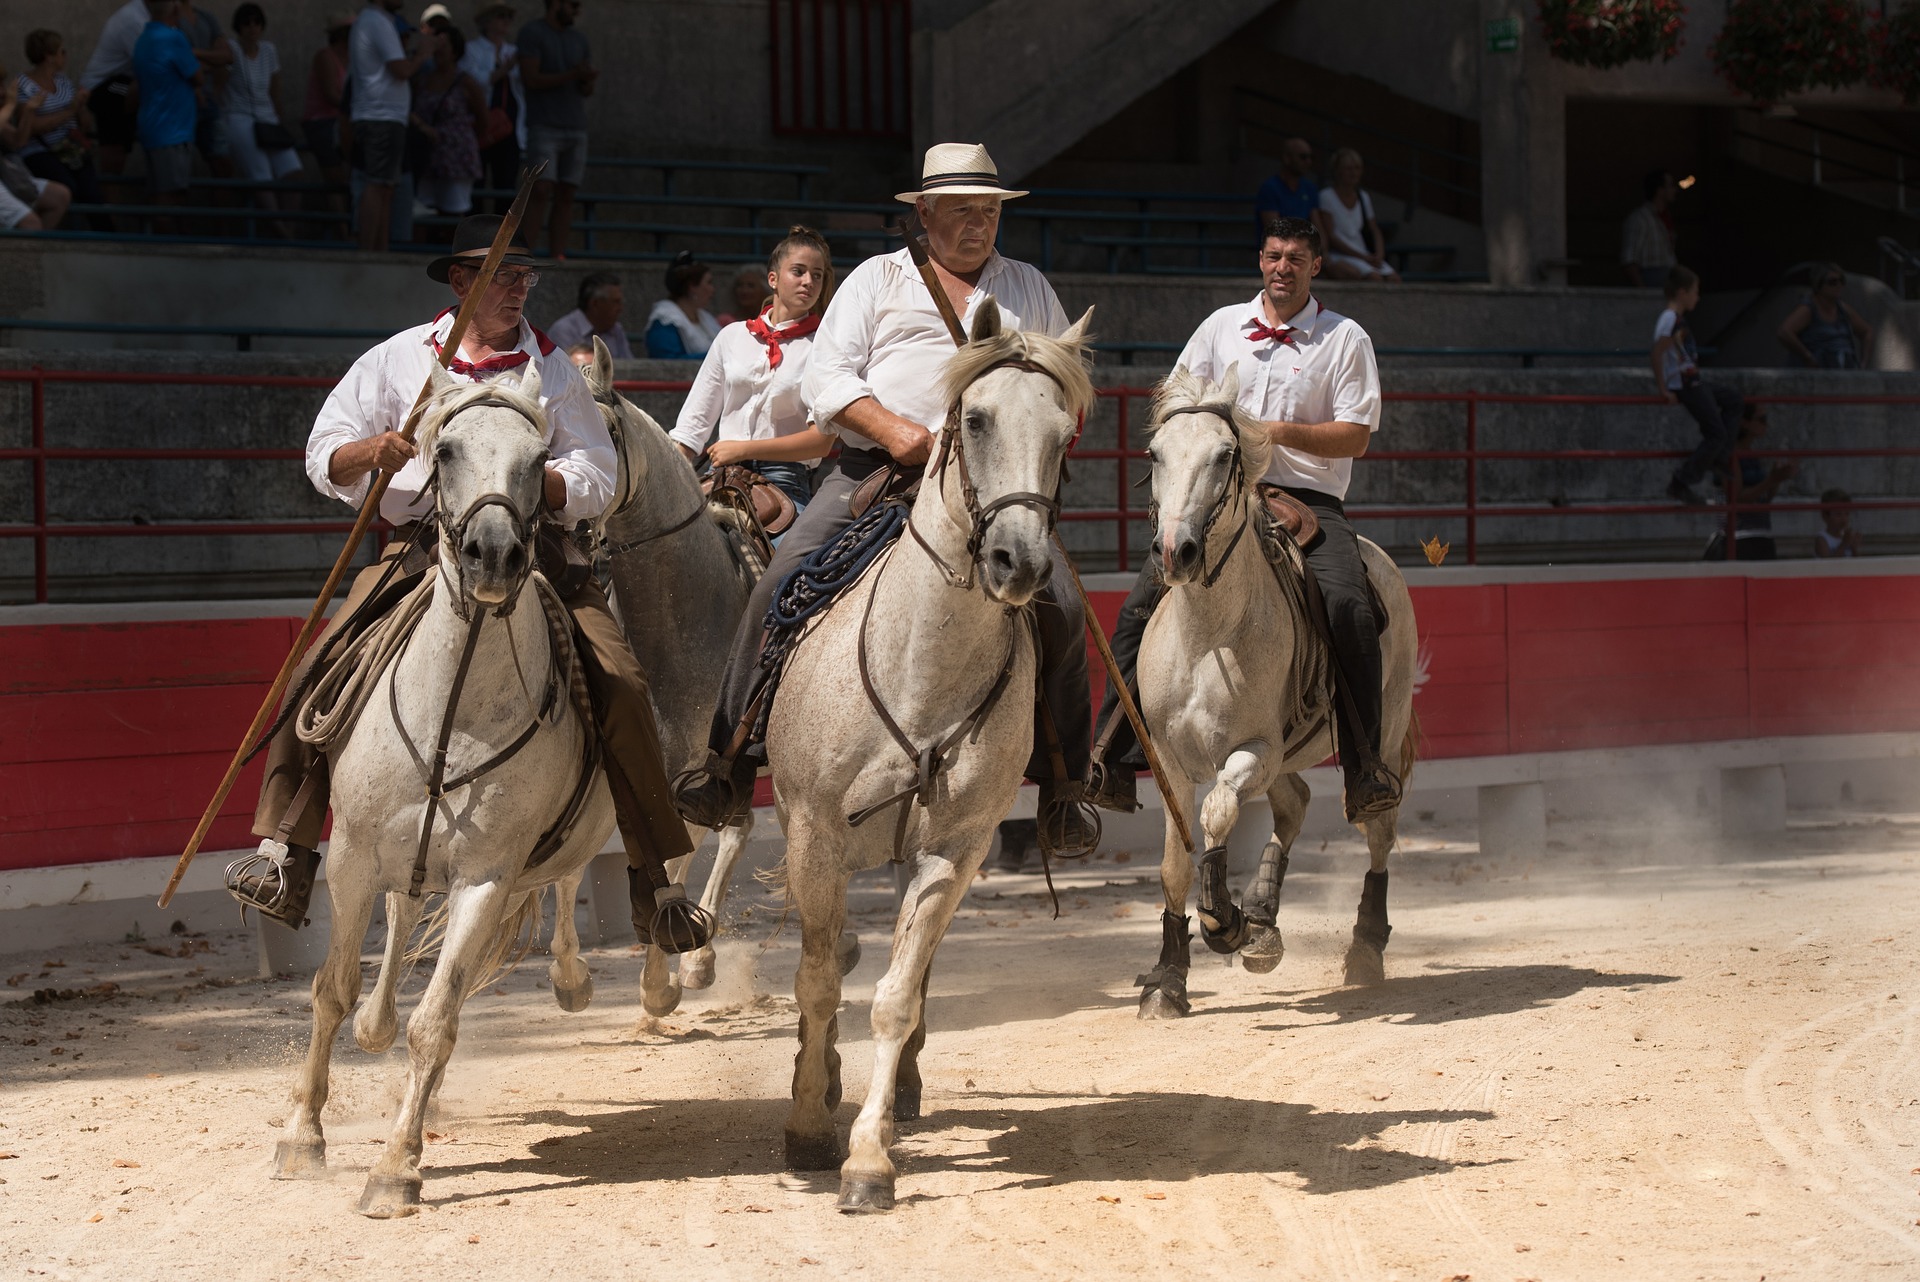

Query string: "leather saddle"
[[703, 464, 797, 539], [848, 462, 924, 519], [1257, 483, 1321, 551]]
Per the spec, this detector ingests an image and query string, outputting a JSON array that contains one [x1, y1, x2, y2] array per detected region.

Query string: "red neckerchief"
[[428, 308, 543, 376], [743, 307, 821, 370], [1248, 297, 1315, 348]]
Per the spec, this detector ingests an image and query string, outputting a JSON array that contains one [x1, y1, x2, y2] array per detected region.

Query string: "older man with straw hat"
[[675, 143, 1097, 857]]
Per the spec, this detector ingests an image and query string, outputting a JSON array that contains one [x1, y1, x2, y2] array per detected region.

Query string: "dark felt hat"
[[426, 215, 537, 283]]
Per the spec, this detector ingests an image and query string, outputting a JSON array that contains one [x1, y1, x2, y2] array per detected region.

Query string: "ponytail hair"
[[767, 225, 835, 317]]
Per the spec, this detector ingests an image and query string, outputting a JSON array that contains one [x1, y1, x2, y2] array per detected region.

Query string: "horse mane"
[[941, 323, 1097, 421], [1147, 366, 1272, 488], [416, 375, 549, 458]]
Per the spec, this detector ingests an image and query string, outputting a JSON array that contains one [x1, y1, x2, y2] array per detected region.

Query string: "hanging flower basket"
[[1538, 0, 1686, 69], [1869, 4, 1920, 105], [1711, 0, 1871, 104]]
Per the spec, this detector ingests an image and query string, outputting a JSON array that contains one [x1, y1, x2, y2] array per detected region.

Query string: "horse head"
[[421, 361, 550, 613], [933, 298, 1096, 605], [1145, 366, 1270, 586]]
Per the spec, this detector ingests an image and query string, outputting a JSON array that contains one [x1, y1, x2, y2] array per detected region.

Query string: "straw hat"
[[893, 143, 1028, 204]]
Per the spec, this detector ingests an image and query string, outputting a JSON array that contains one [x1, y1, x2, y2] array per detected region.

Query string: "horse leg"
[[683, 813, 751, 991], [784, 854, 850, 1172], [275, 852, 375, 1179], [1194, 746, 1267, 956], [1242, 772, 1309, 974], [838, 855, 968, 1213], [548, 875, 594, 1012], [1139, 764, 1195, 1020], [359, 879, 508, 1218], [354, 891, 423, 1054], [1343, 806, 1399, 986], [894, 964, 932, 1122]]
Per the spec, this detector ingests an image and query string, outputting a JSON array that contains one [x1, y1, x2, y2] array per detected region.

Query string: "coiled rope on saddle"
[[294, 573, 438, 750], [758, 498, 909, 674]]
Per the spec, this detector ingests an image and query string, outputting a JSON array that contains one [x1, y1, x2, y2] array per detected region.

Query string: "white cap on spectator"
[[421, 3, 453, 24]]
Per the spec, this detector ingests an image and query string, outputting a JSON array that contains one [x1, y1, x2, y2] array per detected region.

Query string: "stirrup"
[[1084, 760, 1140, 814], [1343, 761, 1403, 823], [224, 839, 320, 929], [1037, 782, 1101, 860], [633, 882, 715, 954], [670, 754, 752, 829]]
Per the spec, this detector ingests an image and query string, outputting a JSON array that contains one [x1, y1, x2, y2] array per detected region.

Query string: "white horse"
[[579, 340, 761, 1014], [272, 364, 618, 1217], [1134, 367, 1420, 1019], [771, 300, 1095, 1212]]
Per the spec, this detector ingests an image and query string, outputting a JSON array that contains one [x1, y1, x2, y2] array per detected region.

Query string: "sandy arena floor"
[[3, 807, 1919, 1282]]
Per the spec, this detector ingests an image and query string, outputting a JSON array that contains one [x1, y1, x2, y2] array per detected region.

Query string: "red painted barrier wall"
[[6, 571, 1920, 873]]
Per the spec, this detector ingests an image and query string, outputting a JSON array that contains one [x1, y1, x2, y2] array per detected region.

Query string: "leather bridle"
[[428, 403, 546, 622], [1148, 401, 1251, 590]]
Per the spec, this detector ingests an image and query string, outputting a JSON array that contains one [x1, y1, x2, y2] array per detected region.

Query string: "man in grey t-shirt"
[[516, 0, 595, 260]]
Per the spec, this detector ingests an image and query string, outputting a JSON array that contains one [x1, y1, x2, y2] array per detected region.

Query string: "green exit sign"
[[1486, 16, 1520, 51]]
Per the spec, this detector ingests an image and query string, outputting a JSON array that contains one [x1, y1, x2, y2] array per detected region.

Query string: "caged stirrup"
[[224, 839, 322, 928], [670, 753, 754, 830], [1036, 780, 1101, 859]]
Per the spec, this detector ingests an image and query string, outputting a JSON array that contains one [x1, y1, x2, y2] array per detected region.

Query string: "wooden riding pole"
[[159, 163, 548, 908], [897, 213, 1196, 853]]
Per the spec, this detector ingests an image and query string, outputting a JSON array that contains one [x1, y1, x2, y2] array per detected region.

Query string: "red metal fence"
[[769, 0, 912, 139], [5, 369, 1920, 602]]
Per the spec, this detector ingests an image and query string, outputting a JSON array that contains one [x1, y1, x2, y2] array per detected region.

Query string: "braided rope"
[[759, 499, 909, 668]]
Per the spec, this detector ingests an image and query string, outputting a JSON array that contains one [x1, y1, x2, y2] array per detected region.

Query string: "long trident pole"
[[896, 213, 1196, 854], [159, 163, 548, 908]]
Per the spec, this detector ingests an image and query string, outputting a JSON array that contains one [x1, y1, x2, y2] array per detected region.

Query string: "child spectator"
[[15, 30, 107, 228], [1707, 403, 1796, 561], [547, 269, 628, 356], [1814, 488, 1861, 558], [644, 251, 720, 359], [1653, 265, 1742, 506], [1778, 263, 1873, 370], [132, 0, 203, 213]]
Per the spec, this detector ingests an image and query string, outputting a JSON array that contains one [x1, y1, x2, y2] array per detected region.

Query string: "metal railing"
[[7, 370, 1916, 601], [1730, 113, 1920, 216]]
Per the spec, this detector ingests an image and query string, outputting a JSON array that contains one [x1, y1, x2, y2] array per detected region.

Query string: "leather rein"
[[1151, 402, 1253, 590]]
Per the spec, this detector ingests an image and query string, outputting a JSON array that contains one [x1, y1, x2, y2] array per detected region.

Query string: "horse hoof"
[[681, 947, 717, 991], [271, 1139, 326, 1179], [1138, 986, 1190, 1020], [1343, 940, 1386, 986], [1240, 923, 1285, 974], [836, 1174, 896, 1213], [835, 931, 861, 977], [551, 970, 594, 1013], [893, 1083, 921, 1122], [642, 981, 683, 1018], [784, 1129, 843, 1172], [356, 1173, 422, 1218]]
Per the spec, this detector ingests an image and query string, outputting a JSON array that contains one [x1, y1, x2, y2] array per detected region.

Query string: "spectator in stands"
[[1778, 263, 1873, 370], [1652, 265, 1740, 506], [1815, 487, 1860, 558], [1315, 147, 1398, 282], [0, 68, 72, 232], [224, 4, 301, 220], [548, 270, 629, 356], [300, 12, 352, 188], [349, 0, 428, 251], [645, 251, 720, 359], [565, 339, 594, 367], [16, 31, 108, 228], [717, 265, 768, 325], [517, 0, 594, 259], [80, 0, 148, 176], [1621, 168, 1678, 289], [408, 25, 484, 223], [1707, 403, 1796, 561], [175, 0, 234, 178], [132, 0, 203, 219], [458, 3, 521, 216], [1254, 136, 1318, 234], [420, 3, 454, 35], [669, 226, 837, 511]]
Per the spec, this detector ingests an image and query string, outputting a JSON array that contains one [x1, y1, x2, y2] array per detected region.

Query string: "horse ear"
[[968, 296, 1003, 345], [1059, 305, 1096, 350], [587, 335, 614, 396], [519, 355, 543, 403], [429, 360, 460, 397], [1218, 363, 1241, 404]]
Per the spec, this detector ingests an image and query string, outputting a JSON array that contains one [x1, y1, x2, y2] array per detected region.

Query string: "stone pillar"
[[1478, 781, 1546, 859], [1478, 1, 1567, 286], [255, 878, 331, 978], [1721, 764, 1787, 837]]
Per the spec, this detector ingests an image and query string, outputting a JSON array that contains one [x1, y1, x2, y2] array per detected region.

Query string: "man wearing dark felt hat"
[[229, 215, 701, 951]]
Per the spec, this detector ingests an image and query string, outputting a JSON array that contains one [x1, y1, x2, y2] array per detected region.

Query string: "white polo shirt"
[[307, 312, 616, 527], [804, 247, 1069, 451], [1174, 294, 1381, 500], [80, 0, 149, 90], [670, 316, 816, 454]]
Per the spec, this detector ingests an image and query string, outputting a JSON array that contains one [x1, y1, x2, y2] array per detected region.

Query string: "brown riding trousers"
[[252, 537, 693, 871]]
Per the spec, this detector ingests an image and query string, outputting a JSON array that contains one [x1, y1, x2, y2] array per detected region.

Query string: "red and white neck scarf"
[[744, 309, 821, 370]]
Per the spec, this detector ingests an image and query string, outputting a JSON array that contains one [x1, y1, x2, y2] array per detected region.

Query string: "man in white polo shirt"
[[349, 0, 427, 251], [676, 143, 1096, 857], [1089, 215, 1401, 822]]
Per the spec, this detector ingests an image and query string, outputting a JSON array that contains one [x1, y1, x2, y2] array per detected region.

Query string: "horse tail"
[[1397, 701, 1423, 788], [401, 888, 544, 999]]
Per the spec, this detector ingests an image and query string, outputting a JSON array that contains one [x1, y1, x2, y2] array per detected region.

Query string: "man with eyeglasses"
[[228, 214, 702, 957]]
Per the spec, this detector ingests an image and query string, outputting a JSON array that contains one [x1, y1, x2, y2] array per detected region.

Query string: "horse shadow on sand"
[[1200, 962, 1680, 1028], [417, 1091, 1501, 1207]]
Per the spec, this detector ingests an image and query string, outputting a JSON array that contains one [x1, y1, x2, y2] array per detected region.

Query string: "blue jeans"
[[745, 460, 813, 513]]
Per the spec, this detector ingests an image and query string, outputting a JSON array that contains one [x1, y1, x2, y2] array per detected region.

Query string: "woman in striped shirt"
[[15, 29, 105, 227]]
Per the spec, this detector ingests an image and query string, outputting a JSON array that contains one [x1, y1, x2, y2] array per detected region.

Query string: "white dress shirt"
[[669, 316, 816, 454], [547, 307, 632, 359], [803, 247, 1070, 450], [1174, 294, 1381, 500], [307, 312, 616, 526], [81, 0, 149, 90]]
